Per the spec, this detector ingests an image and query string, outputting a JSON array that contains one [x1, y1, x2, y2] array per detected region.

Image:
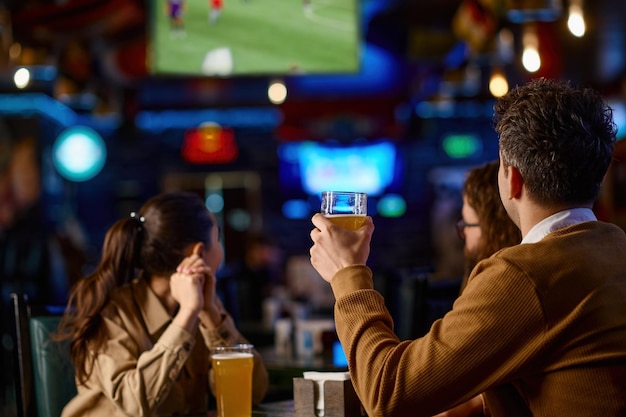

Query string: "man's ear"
[[509, 165, 524, 199]]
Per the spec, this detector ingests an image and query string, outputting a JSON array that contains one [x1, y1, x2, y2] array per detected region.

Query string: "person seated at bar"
[[57, 191, 269, 416], [457, 159, 521, 293], [309, 78, 626, 416]]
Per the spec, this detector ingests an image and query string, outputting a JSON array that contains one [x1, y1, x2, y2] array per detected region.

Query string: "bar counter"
[[207, 400, 294, 416], [252, 400, 295, 416]]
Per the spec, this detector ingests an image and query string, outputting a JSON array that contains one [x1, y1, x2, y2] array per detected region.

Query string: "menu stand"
[[293, 378, 364, 417]]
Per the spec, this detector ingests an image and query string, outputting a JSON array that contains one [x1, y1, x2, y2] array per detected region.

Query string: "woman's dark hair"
[[56, 191, 214, 384]]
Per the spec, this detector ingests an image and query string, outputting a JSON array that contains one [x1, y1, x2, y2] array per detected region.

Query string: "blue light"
[[52, 126, 106, 182], [136, 107, 281, 132], [0, 93, 77, 126], [295, 140, 397, 196], [286, 43, 403, 97], [282, 199, 310, 219], [332, 340, 348, 367], [29, 65, 58, 82], [206, 193, 225, 213]]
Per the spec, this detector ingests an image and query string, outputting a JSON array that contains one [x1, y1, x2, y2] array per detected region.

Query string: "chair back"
[[12, 293, 77, 417], [29, 315, 77, 417]]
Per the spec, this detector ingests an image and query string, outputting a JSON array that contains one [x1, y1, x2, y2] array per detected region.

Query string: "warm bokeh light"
[[522, 25, 541, 73], [197, 121, 223, 152], [268, 80, 287, 104], [14, 67, 31, 89], [489, 71, 509, 97], [568, 4, 586, 38], [9, 42, 22, 61], [522, 47, 541, 72]]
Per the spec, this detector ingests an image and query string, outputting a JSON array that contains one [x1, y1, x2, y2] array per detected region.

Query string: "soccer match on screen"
[[150, 0, 360, 76]]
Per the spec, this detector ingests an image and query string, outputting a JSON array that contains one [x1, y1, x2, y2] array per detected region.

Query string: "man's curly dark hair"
[[494, 78, 617, 206]]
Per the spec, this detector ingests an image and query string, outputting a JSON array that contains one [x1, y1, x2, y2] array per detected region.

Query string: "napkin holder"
[[293, 377, 364, 417]]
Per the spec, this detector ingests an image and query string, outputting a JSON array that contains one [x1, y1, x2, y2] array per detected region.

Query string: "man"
[[309, 78, 626, 416]]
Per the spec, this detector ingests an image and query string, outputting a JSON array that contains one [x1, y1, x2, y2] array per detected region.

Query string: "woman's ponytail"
[[57, 215, 145, 384]]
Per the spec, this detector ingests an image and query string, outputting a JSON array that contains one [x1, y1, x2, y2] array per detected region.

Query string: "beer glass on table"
[[211, 344, 254, 417]]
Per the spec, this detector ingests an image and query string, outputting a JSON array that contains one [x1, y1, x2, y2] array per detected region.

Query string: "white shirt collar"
[[522, 208, 597, 244]]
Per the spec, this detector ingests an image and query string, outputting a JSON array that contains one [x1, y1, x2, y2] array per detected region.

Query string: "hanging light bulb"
[[567, 0, 586, 38], [522, 48, 541, 72], [489, 67, 509, 97], [14, 67, 31, 89], [522, 24, 541, 73]]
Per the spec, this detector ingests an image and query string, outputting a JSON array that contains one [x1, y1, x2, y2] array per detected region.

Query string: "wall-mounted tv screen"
[[149, 0, 360, 76], [278, 140, 403, 197]]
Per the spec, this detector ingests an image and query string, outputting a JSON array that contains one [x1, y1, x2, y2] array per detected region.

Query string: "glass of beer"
[[320, 191, 367, 230], [211, 344, 255, 417]]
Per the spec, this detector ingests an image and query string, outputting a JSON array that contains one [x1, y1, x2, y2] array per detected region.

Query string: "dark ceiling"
[[3, 0, 626, 112]]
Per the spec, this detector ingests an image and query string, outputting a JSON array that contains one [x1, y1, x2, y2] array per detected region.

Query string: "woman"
[[457, 159, 521, 292], [57, 191, 268, 416]]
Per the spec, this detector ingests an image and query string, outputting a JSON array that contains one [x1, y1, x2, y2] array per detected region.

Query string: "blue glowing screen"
[[278, 140, 402, 197]]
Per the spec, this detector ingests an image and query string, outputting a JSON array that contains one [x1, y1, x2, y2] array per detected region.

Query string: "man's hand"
[[309, 213, 374, 283]]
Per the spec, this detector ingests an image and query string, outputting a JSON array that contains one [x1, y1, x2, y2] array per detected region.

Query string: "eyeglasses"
[[456, 218, 480, 240]]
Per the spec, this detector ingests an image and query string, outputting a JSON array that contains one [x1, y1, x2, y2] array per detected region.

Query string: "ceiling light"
[[13, 67, 30, 89], [567, 1, 585, 38], [268, 80, 287, 104], [489, 69, 509, 97], [522, 25, 541, 72]]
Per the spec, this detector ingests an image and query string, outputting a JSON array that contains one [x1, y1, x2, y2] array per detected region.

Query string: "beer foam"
[[212, 352, 253, 360]]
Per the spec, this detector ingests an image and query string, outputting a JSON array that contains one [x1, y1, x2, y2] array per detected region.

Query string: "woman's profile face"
[[461, 194, 482, 255]]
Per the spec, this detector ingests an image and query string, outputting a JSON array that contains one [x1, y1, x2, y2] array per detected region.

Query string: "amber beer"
[[211, 345, 254, 417], [326, 214, 366, 230]]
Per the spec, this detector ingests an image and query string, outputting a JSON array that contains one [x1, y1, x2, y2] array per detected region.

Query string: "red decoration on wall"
[[181, 124, 238, 164]]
